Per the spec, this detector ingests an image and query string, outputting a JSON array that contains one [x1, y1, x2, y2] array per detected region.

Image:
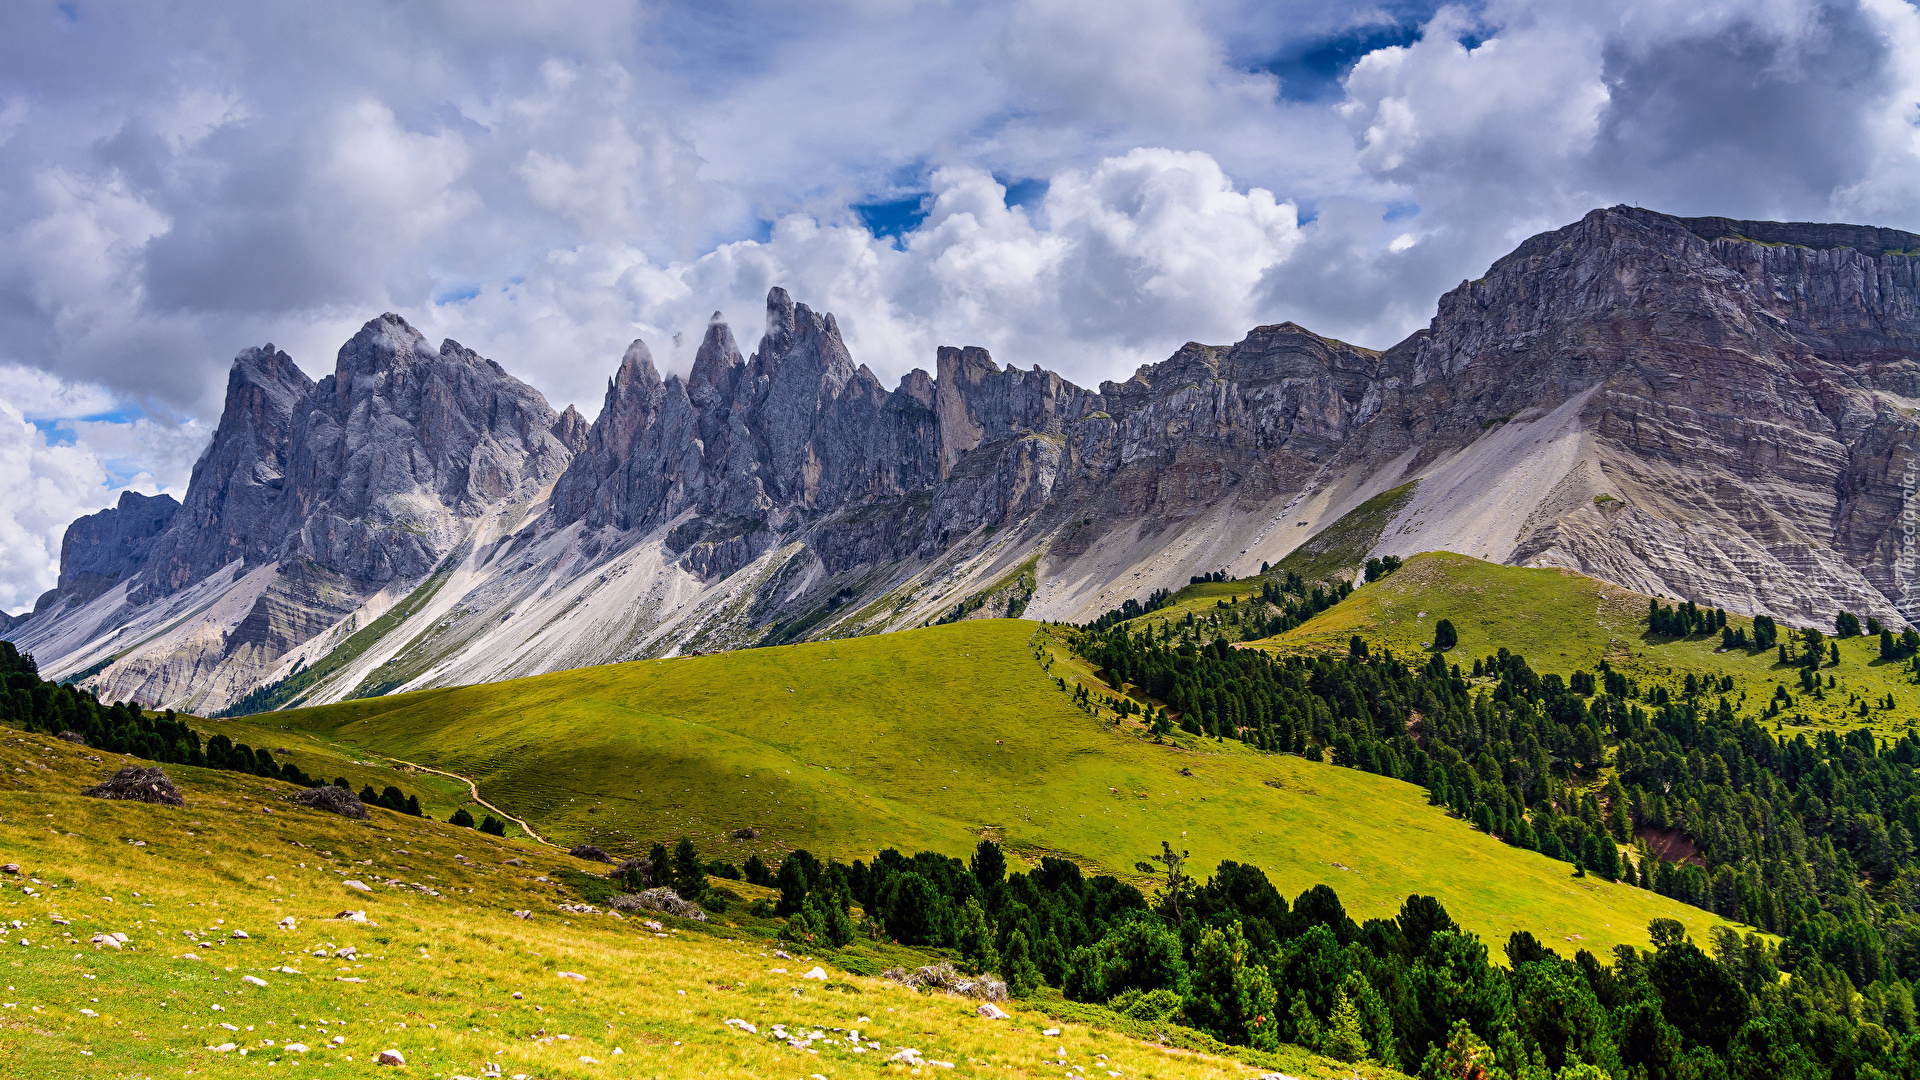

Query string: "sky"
[[1, 0, 1918, 613]]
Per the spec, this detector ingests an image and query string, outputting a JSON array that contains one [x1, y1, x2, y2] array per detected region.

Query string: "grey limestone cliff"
[[8, 205, 1916, 712]]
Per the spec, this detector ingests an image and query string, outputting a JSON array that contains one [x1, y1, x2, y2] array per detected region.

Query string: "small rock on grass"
[[977, 1003, 1009, 1019], [241, 975, 267, 987], [376, 1049, 406, 1066], [343, 880, 372, 893], [801, 967, 827, 981], [557, 971, 586, 981]]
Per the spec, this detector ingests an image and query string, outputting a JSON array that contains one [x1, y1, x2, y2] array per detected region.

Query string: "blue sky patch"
[[1262, 21, 1426, 102], [856, 195, 931, 240], [1000, 176, 1048, 212], [434, 284, 481, 305]]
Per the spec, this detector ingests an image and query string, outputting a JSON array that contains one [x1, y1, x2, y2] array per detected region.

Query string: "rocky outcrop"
[[47, 490, 180, 609], [1352, 206, 1919, 628], [10, 314, 575, 711], [6, 205, 1915, 712], [547, 291, 942, 577]]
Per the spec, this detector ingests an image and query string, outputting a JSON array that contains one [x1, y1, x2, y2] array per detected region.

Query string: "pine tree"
[[1002, 929, 1042, 997], [1183, 922, 1278, 1051], [672, 837, 707, 898], [1434, 619, 1458, 651], [1323, 981, 1371, 1063], [744, 853, 772, 887], [480, 815, 506, 837]]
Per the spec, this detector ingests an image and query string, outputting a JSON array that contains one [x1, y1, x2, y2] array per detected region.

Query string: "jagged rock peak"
[[753, 287, 856, 384], [688, 314, 743, 407], [335, 312, 433, 381], [550, 405, 589, 454], [613, 338, 662, 393]]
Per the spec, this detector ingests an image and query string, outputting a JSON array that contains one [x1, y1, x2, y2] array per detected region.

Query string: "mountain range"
[[7, 204, 1917, 714]]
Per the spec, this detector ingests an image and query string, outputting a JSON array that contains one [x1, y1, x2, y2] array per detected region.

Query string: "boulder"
[[568, 844, 613, 863], [376, 1049, 406, 1066]]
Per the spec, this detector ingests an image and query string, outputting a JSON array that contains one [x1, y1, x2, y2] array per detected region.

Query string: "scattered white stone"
[[643, 920, 663, 932], [180, 953, 202, 961], [276, 966, 302, 974], [376, 1049, 405, 1066], [887, 1048, 922, 1063], [977, 1003, 1010, 1019], [332, 1036, 347, 1046], [801, 967, 828, 981], [89, 934, 121, 949], [724, 1018, 758, 1034], [78, 1008, 96, 1017], [232, 929, 249, 939], [342, 881, 372, 893], [242, 975, 267, 988], [510, 991, 523, 1000], [208, 1043, 237, 1052], [334, 910, 368, 923], [220, 1023, 239, 1032], [557, 971, 586, 981], [578, 1057, 599, 1064], [284, 1043, 310, 1053], [1043, 1028, 1061, 1036], [336, 977, 366, 983], [278, 916, 297, 930]]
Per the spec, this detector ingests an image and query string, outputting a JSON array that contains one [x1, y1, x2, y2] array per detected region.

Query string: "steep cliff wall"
[[9, 205, 1915, 712]]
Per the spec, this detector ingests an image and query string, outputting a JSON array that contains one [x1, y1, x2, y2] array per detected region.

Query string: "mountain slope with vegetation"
[[182, 620, 1733, 966]]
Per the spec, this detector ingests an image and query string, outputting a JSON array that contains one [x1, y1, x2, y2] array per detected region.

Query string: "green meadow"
[[0, 727, 1382, 1080], [213, 620, 1735, 961], [1253, 551, 1920, 741]]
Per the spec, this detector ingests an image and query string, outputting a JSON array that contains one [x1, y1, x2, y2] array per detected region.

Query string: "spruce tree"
[[450, 808, 475, 828], [1434, 619, 1458, 651], [1002, 929, 1042, 997], [744, 853, 772, 887], [671, 837, 706, 897]]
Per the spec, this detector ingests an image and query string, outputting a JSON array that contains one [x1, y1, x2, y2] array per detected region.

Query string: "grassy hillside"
[[1254, 551, 1920, 740], [0, 728, 1379, 1079], [218, 620, 1736, 960]]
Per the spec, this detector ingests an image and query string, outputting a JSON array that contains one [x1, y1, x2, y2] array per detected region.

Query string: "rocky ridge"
[[7, 205, 1916, 712]]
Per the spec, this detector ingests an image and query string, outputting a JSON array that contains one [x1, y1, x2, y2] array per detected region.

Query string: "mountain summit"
[[11, 206, 1917, 712]]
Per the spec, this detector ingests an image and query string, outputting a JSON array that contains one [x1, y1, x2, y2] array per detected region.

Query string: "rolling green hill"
[[214, 620, 1736, 961], [1254, 551, 1920, 740], [0, 727, 1382, 1080]]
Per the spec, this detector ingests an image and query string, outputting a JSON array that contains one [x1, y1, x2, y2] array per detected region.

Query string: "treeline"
[[769, 840, 1914, 1078], [1082, 570, 1356, 645], [1066, 617, 1920, 1011], [0, 640, 423, 813]]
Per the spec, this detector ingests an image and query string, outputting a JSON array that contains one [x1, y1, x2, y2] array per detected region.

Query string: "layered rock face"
[[12, 314, 574, 710], [548, 290, 942, 574], [1351, 207, 1919, 627], [7, 205, 1915, 711]]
